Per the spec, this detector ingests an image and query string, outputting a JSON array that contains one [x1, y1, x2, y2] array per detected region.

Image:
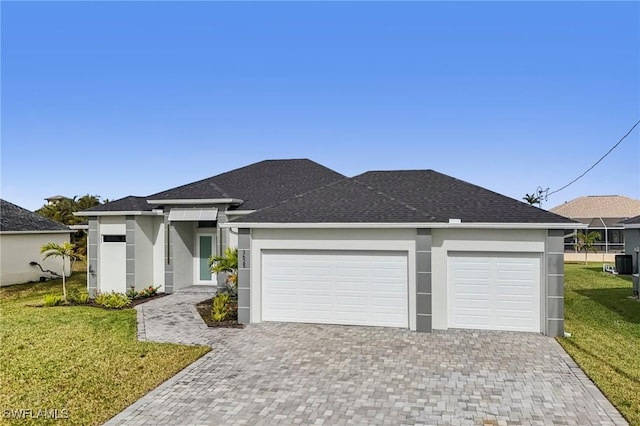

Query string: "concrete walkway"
[[107, 294, 627, 426]]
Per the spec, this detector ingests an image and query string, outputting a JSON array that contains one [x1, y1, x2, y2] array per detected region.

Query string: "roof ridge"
[[235, 176, 438, 222], [209, 182, 230, 198], [350, 178, 437, 220], [148, 159, 341, 200], [231, 177, 349, 218]]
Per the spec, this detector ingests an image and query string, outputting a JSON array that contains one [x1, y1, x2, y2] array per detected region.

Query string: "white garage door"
[[262, 250, 408, 328], [448, 253, 541, 332]]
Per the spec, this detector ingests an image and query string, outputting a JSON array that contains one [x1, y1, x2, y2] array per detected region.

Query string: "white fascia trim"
[[623, 223, 640, 229], [146, 198, 244, 205], [0, 230, 73, 235], [69, 224, 89, 230], [225, 210, 256, 216], [74, 211, 164, 217], [219, 222, 586, 230]]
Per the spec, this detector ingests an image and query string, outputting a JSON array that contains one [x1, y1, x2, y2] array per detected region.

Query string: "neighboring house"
[[550, 195, 640, 261], [0, 199, 72, 286], [621, 214, 640, 296], [77, 159, 578, 337], [45, 195, 70, 205]]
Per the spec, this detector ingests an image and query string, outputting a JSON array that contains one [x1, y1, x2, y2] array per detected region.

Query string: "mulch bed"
[[129, 293, 168, 307], [195, 298, 244, 328], [27, 293, 168, 309]]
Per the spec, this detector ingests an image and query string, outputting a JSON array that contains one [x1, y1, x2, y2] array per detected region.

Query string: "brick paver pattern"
[[107, 293, 627, 426]]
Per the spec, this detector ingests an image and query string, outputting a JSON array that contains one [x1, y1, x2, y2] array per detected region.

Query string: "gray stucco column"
[[237, 228, 251, 324], [216, 211, 229, 291], [416, 229, 432, 332], [164, 213, 174, 293], [87, 217, 98, 297], [125, 216, 136, 291], [546, 229, 565, 337]]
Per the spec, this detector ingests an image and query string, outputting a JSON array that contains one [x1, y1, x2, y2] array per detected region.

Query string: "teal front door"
[[196, 234, 215, 284]]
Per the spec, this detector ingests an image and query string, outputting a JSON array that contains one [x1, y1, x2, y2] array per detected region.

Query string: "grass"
[[0, 269, 209, 425], [558, 263, 639, 425]]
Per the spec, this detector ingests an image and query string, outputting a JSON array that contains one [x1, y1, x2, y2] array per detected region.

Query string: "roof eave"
[[226, 210, 257, 216], [0, 230, 73, 235], [219, 222, 585, 229], [74, 211, 163, 217], [146, 198, 244, 205], [623, 223, 640, 229]]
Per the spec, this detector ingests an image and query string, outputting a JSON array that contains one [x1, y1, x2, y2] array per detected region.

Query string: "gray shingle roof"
[[354, 170, 576, 223], [147, 159, 345, 210], [232, 178, 437, 223], [0, 199, 71, 232], [83, 196, 152, 212], [622, 215, 640, 225], [234, 170, 577, 224]]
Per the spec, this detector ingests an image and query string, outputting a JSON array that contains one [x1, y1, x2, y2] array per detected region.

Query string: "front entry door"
[[195, 233, 216, 284]]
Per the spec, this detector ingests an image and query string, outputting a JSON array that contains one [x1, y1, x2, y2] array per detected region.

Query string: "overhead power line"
[[547, 119, 640, 197]]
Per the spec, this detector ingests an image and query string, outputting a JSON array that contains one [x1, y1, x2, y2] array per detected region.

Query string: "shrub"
[[126, 286, 138, 300], [211, 293, 230, 322], [67, 288, 79, 302], [43, 294, 62, 307], [67, 288, 90, 305], [94, 292, 131, 309], [138, 285, 159, 298], [75, 292, 90, 304]]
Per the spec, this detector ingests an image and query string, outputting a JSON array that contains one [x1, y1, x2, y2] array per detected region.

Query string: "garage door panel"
[[449, 253, 541, 333], [262, 250, 408, 328]]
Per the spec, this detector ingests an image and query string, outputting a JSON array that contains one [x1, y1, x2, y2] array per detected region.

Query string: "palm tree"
[[209, 247, 238, 294], [523, 193, 541, 206], [40, 242, 81, 302], [575, 231, 601, 265]]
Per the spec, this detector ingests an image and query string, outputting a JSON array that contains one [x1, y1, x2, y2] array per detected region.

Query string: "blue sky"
[[2, 1, 639, 212]]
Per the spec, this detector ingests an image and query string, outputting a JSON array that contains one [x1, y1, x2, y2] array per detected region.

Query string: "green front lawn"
[[0, 272, 209, 425], [558, 263, 639, 425]]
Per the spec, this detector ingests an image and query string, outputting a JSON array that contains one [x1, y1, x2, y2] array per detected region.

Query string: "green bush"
[[43, 294, 62, 307], [67, 288, 90, 304], [138, 285, 159, 298], [94, 292, 131, 309], [126, 286, 138, 300], [211, 293, 230, 322], [75, 292, 90, 304]]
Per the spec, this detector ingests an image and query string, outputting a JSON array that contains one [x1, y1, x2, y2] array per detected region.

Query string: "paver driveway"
[[107, 294, 627, 426]]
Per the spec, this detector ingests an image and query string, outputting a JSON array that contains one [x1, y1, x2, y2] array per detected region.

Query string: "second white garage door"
[[448, 252, 541, 333], [262, 250, 408, 328]]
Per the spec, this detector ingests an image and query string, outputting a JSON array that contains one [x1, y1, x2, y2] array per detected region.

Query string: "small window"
[[103, 235, 126, 243], [198, 221, 217, 228]]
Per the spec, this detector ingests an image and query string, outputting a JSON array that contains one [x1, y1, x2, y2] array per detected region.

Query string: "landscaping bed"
[[558, 263, 639, 425], [195, 298, 244, 328], [27, 293, 168, 309]]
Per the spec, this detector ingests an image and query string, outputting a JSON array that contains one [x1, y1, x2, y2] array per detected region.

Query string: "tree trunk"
[[62, 261, 67, 302]]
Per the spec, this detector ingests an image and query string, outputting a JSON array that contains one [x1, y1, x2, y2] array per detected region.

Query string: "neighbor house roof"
[[234, 170, 577, 224], [45, 195, 69, 201], [0, 199, 71, 232], [550, 195, 640, 219], [82, 196, 152, 213], [147, 159, 345, 210]]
